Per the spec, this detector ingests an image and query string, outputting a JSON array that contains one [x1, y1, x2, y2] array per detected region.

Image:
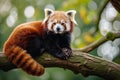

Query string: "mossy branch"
[[0, 32, 120, 80], [0, 1, 120, 80], [80, 32, 120, 53], [0, 51, 120, 80]]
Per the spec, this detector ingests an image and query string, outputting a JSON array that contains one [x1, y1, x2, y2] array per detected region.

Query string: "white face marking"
[[48, 19, 57, 31], [60, 19, 71, 31], [54, 19, 57, 23], [53, 23, 64, 34], [61, 19, 65, 23], [47, 19, 71, 34]]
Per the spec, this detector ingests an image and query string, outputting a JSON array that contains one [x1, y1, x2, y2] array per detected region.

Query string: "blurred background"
[[0, 0, 120, 80]]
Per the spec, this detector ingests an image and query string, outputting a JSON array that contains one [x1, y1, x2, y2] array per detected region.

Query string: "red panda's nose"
[[56, 27, 60, 32], [53, 24, 64, 34]]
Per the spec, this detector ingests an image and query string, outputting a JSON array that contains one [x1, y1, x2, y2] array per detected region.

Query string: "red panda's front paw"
[[55, 48, 72, 60], [62, 48, 72, 59]]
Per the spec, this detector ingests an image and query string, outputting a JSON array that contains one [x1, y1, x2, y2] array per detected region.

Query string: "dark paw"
[[62, 48, 72, 59], [55, 52, 67, 60], [50, 48, 72, 60]]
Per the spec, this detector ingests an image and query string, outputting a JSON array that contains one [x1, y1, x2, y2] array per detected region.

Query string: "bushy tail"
[[4, 46, 44, 76]]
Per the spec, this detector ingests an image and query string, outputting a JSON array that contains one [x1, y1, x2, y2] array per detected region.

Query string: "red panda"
[[3, 8, 77, 76]]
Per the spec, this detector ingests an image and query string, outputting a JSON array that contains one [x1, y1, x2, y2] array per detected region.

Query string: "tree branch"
[[0, 51, 120, 80], [0, 1, 120, 80], [95, 0, 109, 33], [80, 32, 120, 53]]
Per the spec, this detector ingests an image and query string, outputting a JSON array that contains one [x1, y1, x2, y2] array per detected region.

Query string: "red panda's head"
[[44, 8, 77, 34]]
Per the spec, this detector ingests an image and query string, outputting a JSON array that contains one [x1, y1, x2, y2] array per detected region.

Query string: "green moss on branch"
[[0, 51, 120, 80], [80, 32, 120, 53]]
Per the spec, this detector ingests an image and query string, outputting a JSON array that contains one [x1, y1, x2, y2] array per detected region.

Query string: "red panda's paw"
[[48, 47, 72, 59], [62, 48, 72, 59], [52, 50, 68, 60], [55, 48, 72, 60]]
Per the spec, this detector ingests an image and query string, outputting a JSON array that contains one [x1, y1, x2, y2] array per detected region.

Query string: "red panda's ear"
[[44, 8, 54, 19], [66, 10, 77, 25], [43, 8, 54, 23]]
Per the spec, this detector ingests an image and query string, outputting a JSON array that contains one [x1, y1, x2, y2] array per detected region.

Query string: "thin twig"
[[95, 0, 109, 33], [80, 32, 120, 53]]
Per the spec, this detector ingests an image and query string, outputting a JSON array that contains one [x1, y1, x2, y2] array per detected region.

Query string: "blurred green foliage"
[[0, 0, 107, 49], [0, 0, 112, 80]]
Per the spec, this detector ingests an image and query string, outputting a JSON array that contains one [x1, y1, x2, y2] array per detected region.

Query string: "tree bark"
[[0, 1, 120, 80], [0, 51, 120, 80]]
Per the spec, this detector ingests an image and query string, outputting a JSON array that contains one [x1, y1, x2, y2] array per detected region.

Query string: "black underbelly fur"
[[26, 32, 72, 59]]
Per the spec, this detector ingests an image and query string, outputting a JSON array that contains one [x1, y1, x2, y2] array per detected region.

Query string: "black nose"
[[56, 27, 60, 32]]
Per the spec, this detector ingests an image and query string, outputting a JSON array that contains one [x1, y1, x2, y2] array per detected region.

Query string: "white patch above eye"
[[48, 20, 57, 31], [60, 20, 71, 32], [53, 19, 57, 23], [47, 19, 71, 33], [61, 19, 65, 23]]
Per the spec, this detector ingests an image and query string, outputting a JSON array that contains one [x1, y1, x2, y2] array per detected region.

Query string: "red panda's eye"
[[53, 23, 56, 25], [61, 23, 64, 25]]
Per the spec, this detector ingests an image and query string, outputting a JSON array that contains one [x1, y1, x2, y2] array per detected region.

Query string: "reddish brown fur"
[[3, 21, 45, 76], [3, 11, 74, 76]]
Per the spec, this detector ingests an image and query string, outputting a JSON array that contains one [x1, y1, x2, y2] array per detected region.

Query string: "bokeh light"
[[0, 0, 12, 16], [6, 7, 18, 27], [99, 19, 112, 36], [113, 20, 120, 32], [97, 41, 120, 61], [99, 3, 118, 36], [97, 2, 120, 61], [24, 6, 35, 18], [113, 38, 120, 46], [88, 1, 97, 11], [45, 4, 55, 10], [105, 3, 118, 21]]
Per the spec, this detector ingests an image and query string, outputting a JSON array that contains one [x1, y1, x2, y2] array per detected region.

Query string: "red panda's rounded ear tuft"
[[66, 10, 77, 25], [43, 8, 54, 23], [44, 8, 54, 18]]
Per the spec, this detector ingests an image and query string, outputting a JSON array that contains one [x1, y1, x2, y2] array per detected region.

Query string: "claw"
[[62, 48, 72, 59], [53, 48, 72, 60]]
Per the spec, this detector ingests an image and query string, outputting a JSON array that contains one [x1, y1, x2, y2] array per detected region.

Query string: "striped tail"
[[4, 46, 44, 76]]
